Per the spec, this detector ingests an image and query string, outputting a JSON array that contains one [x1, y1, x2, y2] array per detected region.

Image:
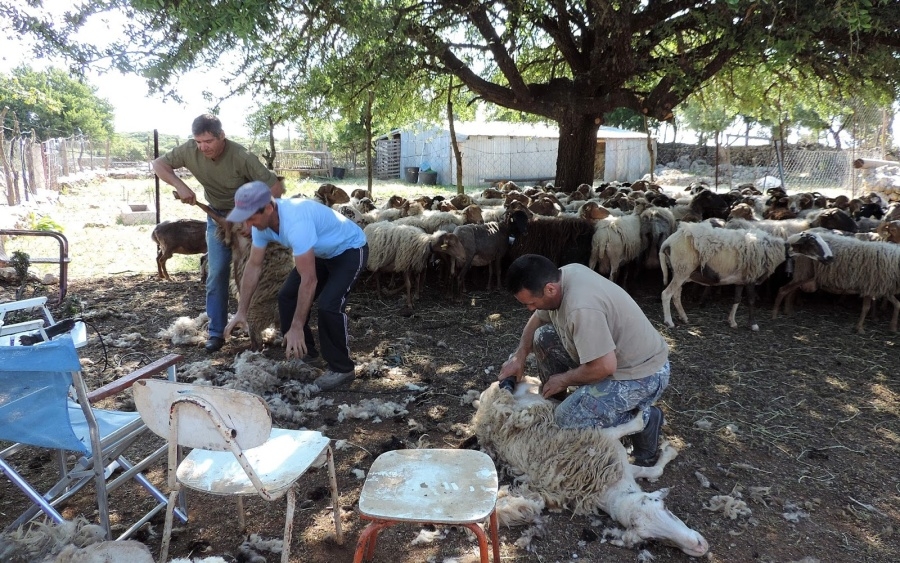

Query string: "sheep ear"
[[656, 487, 670, 500]]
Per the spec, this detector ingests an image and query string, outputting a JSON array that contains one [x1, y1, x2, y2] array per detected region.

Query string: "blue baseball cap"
[[227, 181, 273, 222]]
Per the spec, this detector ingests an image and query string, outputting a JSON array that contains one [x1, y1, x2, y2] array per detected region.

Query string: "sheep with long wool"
[[660, 222, 834, 330], [725, 217, 813, 240], [773, 231, 900, 333], [472, 379, 709, 557], [587, 208, 644, 283], [363, 221, 441, 308]]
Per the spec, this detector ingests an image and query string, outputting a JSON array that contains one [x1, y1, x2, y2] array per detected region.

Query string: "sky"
[[0, 7, 258, 138]]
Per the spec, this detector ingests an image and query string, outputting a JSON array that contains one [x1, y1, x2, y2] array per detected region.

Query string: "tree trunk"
[[447, 79, 464, 194], [365, 90, 374, 197], [554, 113, 600, 191]]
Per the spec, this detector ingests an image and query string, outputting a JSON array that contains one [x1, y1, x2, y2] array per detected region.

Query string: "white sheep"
[[660, 222, 834, 330], [472, 379, 709, 557], [725, 217, 812, 240], [587, 209, 644, 283], [362, 222, 440, 309], [772, 231, 900, 333]]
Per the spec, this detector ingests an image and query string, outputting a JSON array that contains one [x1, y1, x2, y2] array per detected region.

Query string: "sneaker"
[[314, 370, 356, 391], [631, 406, 664, 467], [204, 336, 225, 353]]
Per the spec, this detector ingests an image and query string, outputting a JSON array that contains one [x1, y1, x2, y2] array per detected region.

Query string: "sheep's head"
[[620, 488, 710, 557], [450, 193, 473, 209], [350, 188, 369, 200], [481, 187, 503, 199], [461, 204, 484, 225], [876, 220, 900, 243], [504, 191, 531, 207], [787, 232, 834, 264], [316, 183, 350, 207], [728, 203, 755, 221], [528, 197, 561, 217], [432, 232, 467, 264]]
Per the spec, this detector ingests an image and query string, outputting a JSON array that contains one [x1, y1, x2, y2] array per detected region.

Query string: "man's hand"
[[224, 312, 248, 340], [174, 186, 197, 205], [283, 326, 307, 359], [541, 373, 569, 399], [498, 353, 525, 382]]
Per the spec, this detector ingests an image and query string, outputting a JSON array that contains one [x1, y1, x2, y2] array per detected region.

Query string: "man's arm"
[[152, 156, 196, 205], [283, 249, 317, 359], [498, 311, 547, 381], [540, 350, 617, 399]]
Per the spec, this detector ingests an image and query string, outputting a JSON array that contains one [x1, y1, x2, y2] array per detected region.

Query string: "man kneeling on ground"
[[498, 254, 670, 465]]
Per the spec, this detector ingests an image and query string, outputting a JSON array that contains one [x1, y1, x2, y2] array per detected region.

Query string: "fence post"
[[60, 139, 69, 176]]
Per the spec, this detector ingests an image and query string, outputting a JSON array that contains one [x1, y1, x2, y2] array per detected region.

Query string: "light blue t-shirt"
[[251, 198, 366, 258]]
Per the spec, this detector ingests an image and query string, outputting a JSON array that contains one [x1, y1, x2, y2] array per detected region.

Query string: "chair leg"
[[159, 485, 181, 563], [353, 521, 393, 563], [489, 510, 500, 563], [237, 496, 246, 531], [282, 486, 295, 563], [326, 446, 344, 545], [463, 523, 490, 563]]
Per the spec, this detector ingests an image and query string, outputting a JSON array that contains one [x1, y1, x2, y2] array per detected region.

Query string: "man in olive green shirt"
[[152, 114, 283, 353]]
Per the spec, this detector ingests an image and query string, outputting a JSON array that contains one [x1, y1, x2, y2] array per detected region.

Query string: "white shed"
[[374, 121, 655, 187]]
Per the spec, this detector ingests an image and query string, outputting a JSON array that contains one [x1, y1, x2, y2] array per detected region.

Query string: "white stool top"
[[359, 449, 498, 524]]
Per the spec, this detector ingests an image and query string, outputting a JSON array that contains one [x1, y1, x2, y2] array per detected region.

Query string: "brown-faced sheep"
[[314, 183, 350, 207], [472, 379, 709, 557], [430, 217, 523, 294], [660, 223, 834, 331]]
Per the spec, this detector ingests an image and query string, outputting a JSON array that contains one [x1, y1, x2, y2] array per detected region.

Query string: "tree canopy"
[[6, 0, 899, 187], [0, 66, 115, 140]]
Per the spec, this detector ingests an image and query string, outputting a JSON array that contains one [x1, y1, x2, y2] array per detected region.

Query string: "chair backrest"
[[0, 336, 88, 452], [133, 380, 272, 451]]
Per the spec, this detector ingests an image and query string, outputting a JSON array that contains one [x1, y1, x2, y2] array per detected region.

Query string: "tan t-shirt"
[[162, 139, 277, 212], [536, 264, 668, 380]]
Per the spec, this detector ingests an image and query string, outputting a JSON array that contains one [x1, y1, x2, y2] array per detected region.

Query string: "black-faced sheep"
[[472, 379, 709, 557], [660, 222, 834, 331], [773, 231, 900, 333], [151, 219, 207, 280]]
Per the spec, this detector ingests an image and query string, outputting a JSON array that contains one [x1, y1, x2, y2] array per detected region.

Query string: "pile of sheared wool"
[[157, 313, 209, 346], [228, 351, 328, 424]]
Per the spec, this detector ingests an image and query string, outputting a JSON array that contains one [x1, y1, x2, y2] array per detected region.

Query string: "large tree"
[[0, 66, 114, 140], [6, 0, 899, 188]]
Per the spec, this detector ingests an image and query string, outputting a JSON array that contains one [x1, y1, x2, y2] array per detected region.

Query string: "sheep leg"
[[404, 271, 414, 309], [888, 294, 900, 332], [773, 278, 807, 319], [629, 441, 679, 482], [727, 285, 743, 329], [660, 277, 687, 328], [856, 296, 873, 334], [601, 411, 646, 441]]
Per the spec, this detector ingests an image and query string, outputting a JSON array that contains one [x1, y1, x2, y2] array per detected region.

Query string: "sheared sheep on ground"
[[471, 378, 708, 557]]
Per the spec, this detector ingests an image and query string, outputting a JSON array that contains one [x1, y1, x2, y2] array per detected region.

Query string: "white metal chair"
[[0, 335, 185, 539], [132, 379, 344, 563], [354, 449, 500, 563]]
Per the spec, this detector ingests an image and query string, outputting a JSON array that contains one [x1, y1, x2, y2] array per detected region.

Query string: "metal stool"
[[354, 449, 500, 563]]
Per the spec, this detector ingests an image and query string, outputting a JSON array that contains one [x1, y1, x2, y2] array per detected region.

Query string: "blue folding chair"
[[0, 335, 187, 538]]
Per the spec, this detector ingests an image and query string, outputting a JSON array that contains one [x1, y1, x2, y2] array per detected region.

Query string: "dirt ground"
[[1, 175, 899, 562]]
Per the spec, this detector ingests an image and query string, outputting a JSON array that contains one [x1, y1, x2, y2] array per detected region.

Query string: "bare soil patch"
[[1, 176, 898, 563]]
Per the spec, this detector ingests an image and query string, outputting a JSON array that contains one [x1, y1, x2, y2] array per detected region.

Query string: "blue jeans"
[[205, 215, 232, 338], [532, 324, 670, 429]]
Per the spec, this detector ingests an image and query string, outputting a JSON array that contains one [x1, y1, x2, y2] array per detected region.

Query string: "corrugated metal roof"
[[379, 121, 653, 140], [452, 121, 652, 140]]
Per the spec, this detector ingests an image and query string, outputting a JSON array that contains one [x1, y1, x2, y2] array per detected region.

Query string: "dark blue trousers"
[[278, 244, 368, 373]]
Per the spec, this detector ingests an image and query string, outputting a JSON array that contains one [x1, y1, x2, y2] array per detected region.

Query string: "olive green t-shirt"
[[162, 139, 277, 212], [535, 263, 668, 380]]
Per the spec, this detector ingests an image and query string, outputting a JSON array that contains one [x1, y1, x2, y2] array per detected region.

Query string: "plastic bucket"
[[404, 167, 419, 183], [331, 167, 346, 179], [419, 170, 438, 185]]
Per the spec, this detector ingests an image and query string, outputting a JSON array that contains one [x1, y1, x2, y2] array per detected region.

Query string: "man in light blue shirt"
[[224, 181, 368, 391]]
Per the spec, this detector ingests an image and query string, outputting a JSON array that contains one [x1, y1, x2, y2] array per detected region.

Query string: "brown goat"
[[151, 219, 207, 280]]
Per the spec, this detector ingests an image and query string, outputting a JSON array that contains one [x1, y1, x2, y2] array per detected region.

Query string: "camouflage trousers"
[[532, 324, 670, 430]]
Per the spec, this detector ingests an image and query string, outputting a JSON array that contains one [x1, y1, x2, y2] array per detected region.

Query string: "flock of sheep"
[[151, 177, 900, 343], [320, 179, 900, 335]]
